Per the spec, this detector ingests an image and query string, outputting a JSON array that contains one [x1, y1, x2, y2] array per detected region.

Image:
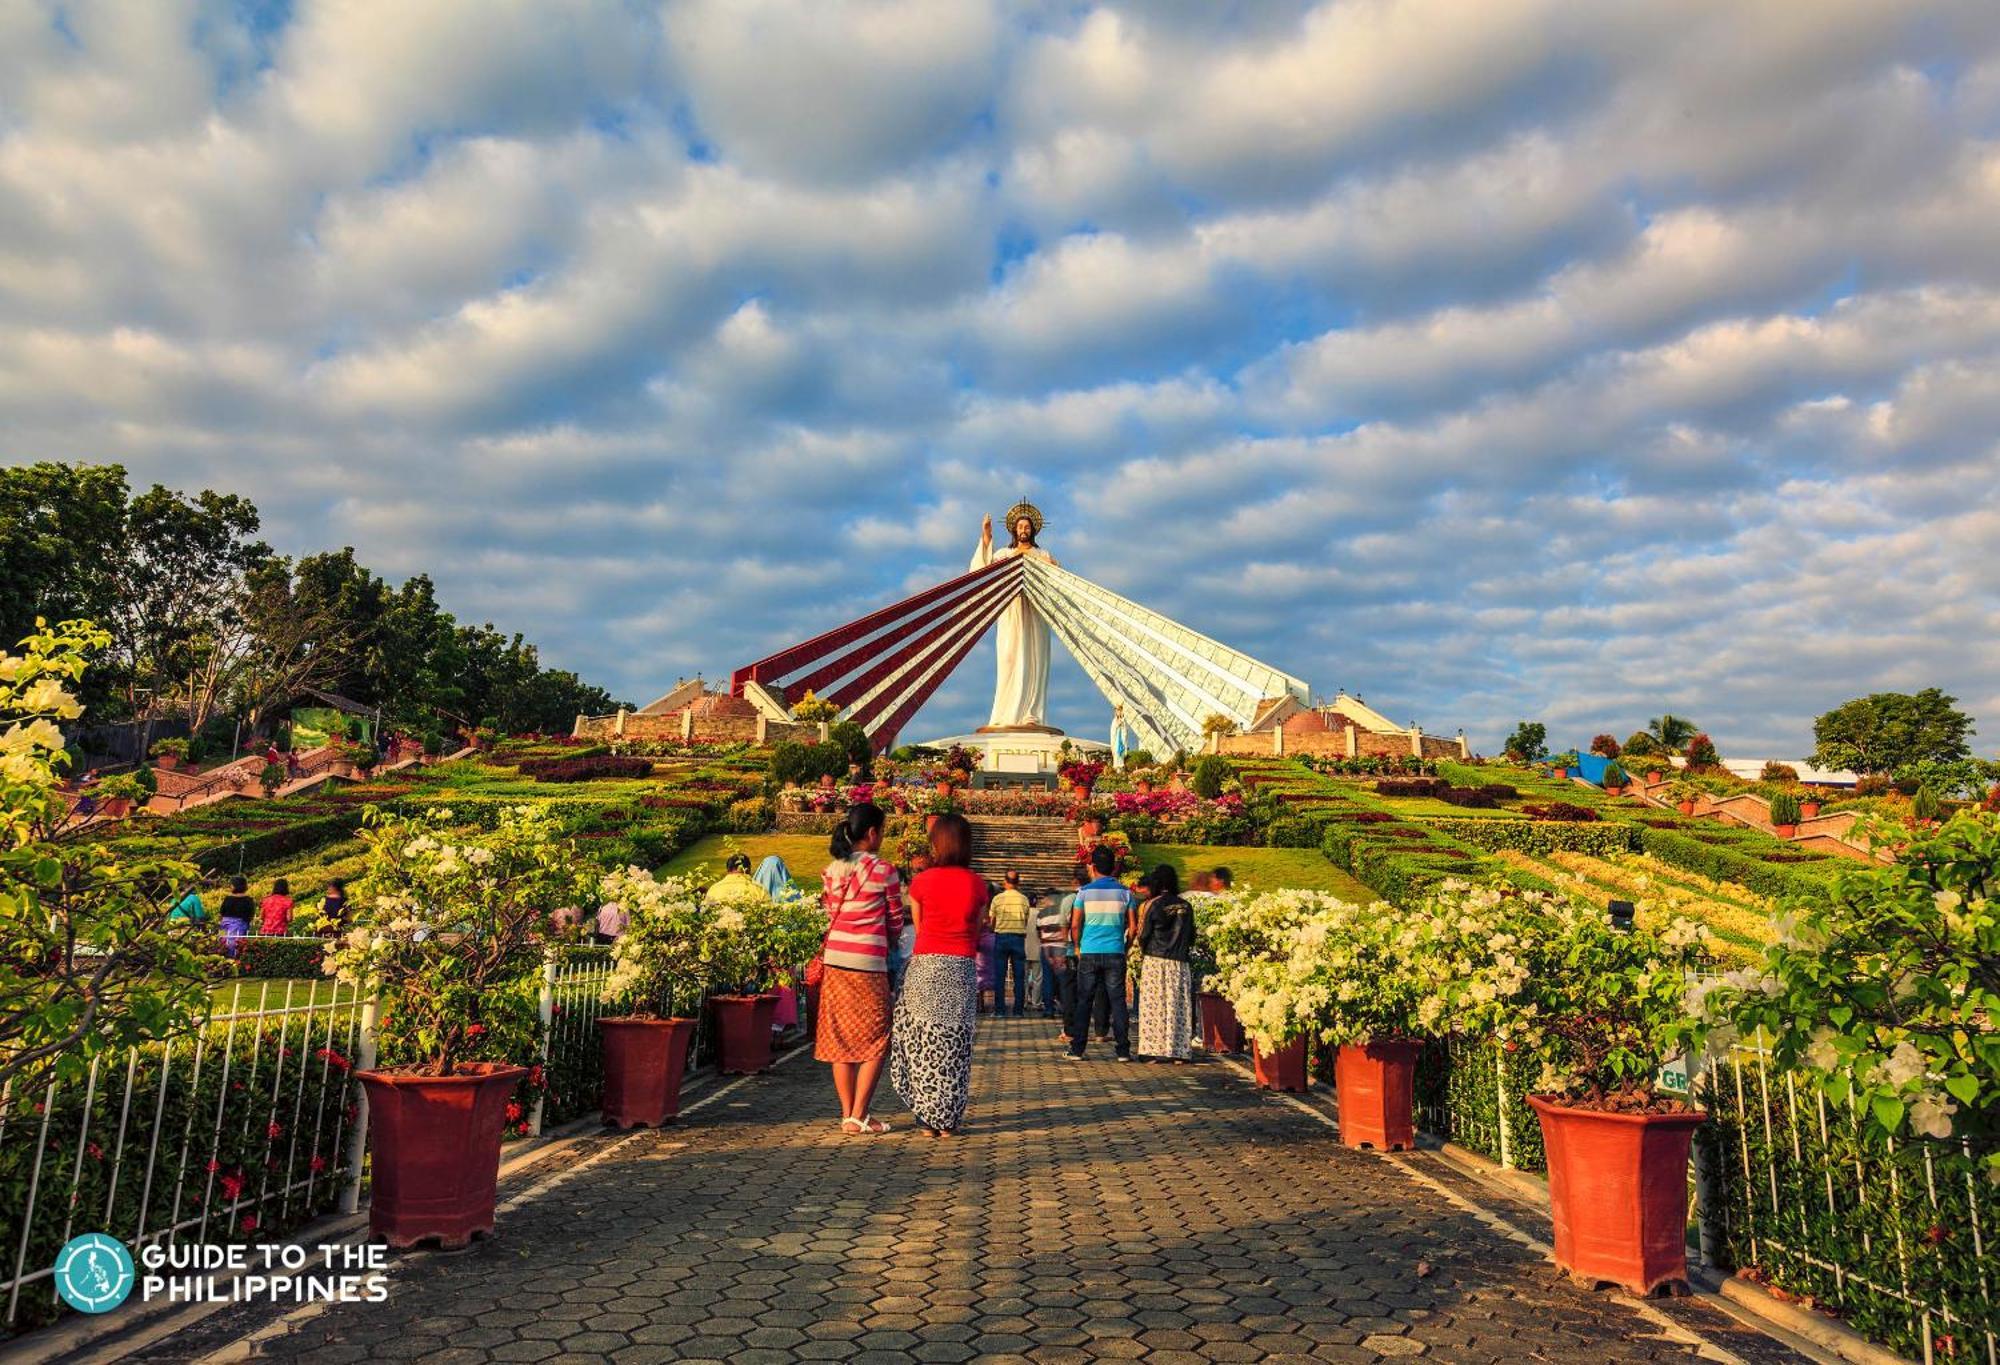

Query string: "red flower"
[[505, 1102, 523, 1122], [219, 1173, 245, 1200], [465, 1023, 488, 1039], [240, 1214, 258, 1234], [87, 1142, 104, 1161], [267, 1120, 284, 1139], [1925, 1224, 1950, 1245], [528, 1065, 544, 1086], [309, 1154, 327, 1173], [206, 1158, 221, 1173]]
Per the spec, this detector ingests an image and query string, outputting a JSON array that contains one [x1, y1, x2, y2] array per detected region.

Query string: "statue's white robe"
[[969, 538, 1052, 728]]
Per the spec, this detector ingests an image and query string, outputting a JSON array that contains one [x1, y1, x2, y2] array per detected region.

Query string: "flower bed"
[[516, 755, 656, 782]]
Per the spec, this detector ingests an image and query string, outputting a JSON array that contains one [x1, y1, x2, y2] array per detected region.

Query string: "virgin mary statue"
[[970, 500, 1055, 729]]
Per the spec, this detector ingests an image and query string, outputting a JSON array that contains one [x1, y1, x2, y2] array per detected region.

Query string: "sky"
[[4, 0, 1999, 757]]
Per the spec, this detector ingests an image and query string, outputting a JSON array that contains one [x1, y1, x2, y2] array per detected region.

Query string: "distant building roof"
[[1706, 757, 1860, 787]]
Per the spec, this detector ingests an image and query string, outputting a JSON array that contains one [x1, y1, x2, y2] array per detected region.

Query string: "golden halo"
[[1003, 500, 1044, 538]]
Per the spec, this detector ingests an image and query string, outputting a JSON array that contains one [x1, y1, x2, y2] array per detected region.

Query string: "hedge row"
[[1639, 828, 1842, 901], [1427, 818, 1640, 857], [235, 936, 330, 978], [1320, 821, 1495, 904], [191, 810, 364, 879], [515, 755, 656, 782]]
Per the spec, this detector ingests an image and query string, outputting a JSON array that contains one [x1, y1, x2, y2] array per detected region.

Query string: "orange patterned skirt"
[[815, 965, 892, 1063]]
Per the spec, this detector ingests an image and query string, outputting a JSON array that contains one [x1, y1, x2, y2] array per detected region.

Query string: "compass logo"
[[53, 1234, 135, 1314]]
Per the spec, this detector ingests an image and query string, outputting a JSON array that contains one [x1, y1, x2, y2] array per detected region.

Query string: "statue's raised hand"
[[981, 513, 993, 542]]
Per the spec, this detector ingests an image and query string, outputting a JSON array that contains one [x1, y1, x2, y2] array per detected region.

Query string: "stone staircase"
[[967, 815, 1078, 892]]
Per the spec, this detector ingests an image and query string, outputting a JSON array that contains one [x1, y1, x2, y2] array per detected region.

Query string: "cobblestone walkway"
[[130, 1018, 1810, 1363]]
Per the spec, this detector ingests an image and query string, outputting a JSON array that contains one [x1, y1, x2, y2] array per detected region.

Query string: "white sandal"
[[859, 1116, 891, 1135], [840, 1117, 864, 1134]]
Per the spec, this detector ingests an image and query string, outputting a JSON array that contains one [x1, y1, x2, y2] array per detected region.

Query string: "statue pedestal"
[[917, 726, 1108, 774]]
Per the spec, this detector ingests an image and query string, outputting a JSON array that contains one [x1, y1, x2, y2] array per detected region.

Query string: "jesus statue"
[[970, 500, 1055, 729]]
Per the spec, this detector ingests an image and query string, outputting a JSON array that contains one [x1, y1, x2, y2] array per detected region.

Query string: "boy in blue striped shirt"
[[1063, 845, 1137, 1061]]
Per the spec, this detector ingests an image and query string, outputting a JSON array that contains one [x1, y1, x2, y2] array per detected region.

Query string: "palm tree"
[[1647, 713, 1696, 754]]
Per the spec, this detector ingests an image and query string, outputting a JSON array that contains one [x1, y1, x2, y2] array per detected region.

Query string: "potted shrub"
[[1205, 891, 1319, 1092], [1461, 892, 1711, 1295], [1667, 778, 1701, 817], [1601, 761, 1628, 794], [595, 867, 707, 1127], [1768, 790, 1800, 838], [1799, 791, 1822, 821], [323, 805, 590, 1247], [1549, 750, 1580, 781], [150, 737, 191, 770], [95, 770, 152, 817], [701, 892, 773, 1074], [258, 760, 287, 796], [1293, 892, 1431, 1150]]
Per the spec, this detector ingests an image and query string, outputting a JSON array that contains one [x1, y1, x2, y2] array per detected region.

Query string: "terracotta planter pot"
[[1774, 822, 1798, 838], [1134, 780, 1153, 795], [599, 1017, 696, 1128], [357, 1062, 528, 1248], [1334, 1040, 1420, 1151], [1251, 1037, 1308, 1092], [1800, 802, 1821, 820], [1647, 770, 1664, 784], [713, 994, 773, 1074], [99, 797, 133, 818], [1551, 767, 1568, 780], [1528, 1095, 1706, 1295], [1198, 992, 1244, 1054], [1676, 801, 1696, 816], [155, 754, 182, 770]]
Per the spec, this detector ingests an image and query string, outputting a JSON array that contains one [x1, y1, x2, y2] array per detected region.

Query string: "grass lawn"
[[1132, 844, 1379, 901], [209, 976, 356, 1013], [660, 833, 829, 890]]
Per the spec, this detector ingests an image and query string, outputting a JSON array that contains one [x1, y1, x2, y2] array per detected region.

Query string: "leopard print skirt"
[[890, 954, 978, 1132]]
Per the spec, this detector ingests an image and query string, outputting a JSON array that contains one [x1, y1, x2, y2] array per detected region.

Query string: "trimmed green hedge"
[[235, 936, 329, 978], [1429, 818, 1640, 857], [1639, 829, 1840, 900], [1321, 822, 1494, 904], [192, 811, 364, 879]]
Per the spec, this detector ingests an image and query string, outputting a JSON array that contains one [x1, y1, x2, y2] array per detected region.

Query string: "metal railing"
[[0, 942, 768, 1339], [1, 977, 369, 1334], [1414, 1032, 1997, 1365]]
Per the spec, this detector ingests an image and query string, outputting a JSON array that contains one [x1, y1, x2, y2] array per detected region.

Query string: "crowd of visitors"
[[808, 800, 1231, 1139]]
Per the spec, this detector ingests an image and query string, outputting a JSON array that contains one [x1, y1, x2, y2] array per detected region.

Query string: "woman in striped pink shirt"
[[816, 803, 904, 1134]]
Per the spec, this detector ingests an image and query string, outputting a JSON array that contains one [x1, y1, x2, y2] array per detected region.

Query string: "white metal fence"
[[1, 976, 369, 1334], [0, 943, 648, 1338]]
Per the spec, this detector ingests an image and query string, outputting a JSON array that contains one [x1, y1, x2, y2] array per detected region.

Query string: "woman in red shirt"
[[889, 813, 990, 1137]]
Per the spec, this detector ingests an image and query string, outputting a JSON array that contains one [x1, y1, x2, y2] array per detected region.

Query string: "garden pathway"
[[108, 1022, 1812, 1364]]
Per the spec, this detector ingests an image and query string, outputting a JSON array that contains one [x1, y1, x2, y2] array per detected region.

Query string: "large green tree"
[[112, 483, 270, 715], [2, 463, 622, 742], [0, 463, 128, 710], [1812, 689, 1975, 776]]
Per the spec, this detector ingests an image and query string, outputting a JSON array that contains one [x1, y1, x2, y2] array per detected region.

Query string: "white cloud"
[[1, 0, 1997, 753]]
